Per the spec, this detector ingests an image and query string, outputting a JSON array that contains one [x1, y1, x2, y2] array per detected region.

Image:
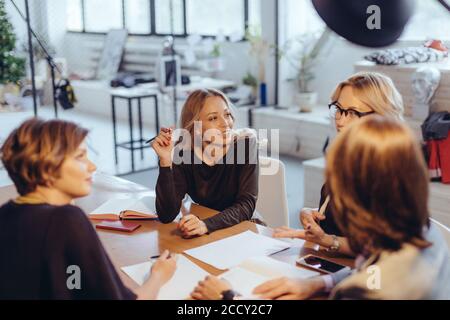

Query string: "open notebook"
[[89, 196, 158, 221], [121, 255, 209, 300], [220, 256, 320, 298]]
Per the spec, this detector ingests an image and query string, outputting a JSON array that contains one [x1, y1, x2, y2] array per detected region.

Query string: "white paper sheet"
[[220, 256, 320, 298], [121, 255, 209, 300], [184, 230, 291, 270], [220, 267, 268, 298]]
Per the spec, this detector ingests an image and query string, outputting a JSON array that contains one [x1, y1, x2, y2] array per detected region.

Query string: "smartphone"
[[296, 254, 349, 274]]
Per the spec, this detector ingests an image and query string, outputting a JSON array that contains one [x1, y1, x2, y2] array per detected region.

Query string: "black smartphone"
[[297, 254, 349, 274]]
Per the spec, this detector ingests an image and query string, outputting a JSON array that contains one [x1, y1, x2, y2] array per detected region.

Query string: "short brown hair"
[[1, 118, 89, 195], [326, 115, 430, 254]]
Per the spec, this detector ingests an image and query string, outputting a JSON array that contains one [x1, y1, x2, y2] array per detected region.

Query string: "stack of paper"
[[121, 255, 209, 300], [184, 230, 291, 270]]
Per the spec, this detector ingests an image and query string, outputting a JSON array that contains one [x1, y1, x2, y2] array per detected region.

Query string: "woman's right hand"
[[150, 250, 177, 286], [151, 127, 173, 167]]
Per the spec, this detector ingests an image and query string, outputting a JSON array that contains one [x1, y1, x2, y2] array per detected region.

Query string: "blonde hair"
[[179, 88, 235, 145], [326, 116, 430, 254], [331, 72, 404, 121]]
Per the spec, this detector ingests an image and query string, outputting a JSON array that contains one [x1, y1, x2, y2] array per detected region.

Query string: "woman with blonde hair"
[[0, 118, 177, 299], [152, 88, 259, 237], [273, 72, 405, 256], [192, 117, 450, 300]]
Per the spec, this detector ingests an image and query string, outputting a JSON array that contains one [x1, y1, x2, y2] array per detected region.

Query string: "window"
[[186, 0, 245, 37], [248, 0, 262, 29], [66, 0, 83, 32], [67, 0, 255, 38], [401, 0, 450, 40], [125, 0, 151, 34], [155, 0, 184, 35], [282, 0, 325, 41], [84, 0, 123, 33]]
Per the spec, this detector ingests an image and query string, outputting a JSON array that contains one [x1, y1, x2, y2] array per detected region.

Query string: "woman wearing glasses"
[[273, 72, 405, 256]]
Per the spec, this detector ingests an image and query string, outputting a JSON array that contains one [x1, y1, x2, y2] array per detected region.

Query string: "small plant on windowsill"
[[203, 42, 225, 74], [280, 28, 332, 112]]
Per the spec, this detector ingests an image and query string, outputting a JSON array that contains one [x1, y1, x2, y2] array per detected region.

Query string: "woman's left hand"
[[178, 214, 208, 237], [191, 276, 232, 300]]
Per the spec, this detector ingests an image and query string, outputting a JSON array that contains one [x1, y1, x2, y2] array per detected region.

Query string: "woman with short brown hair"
[[0, 118, 176, 300]]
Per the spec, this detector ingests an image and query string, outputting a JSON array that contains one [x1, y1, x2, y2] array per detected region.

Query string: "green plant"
[[210, 43, 221, 58], [280, 29, 332, 93], [243, 72, 257, 88], [0, 0, 25, 84]]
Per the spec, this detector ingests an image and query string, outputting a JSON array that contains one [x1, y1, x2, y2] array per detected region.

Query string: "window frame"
[[67, 0, 250, 40]]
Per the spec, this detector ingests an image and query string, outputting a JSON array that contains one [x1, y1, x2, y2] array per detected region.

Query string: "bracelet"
[[326, 235, 340, 252]]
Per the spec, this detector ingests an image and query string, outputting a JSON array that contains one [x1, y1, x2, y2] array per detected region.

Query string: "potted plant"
[[281, 28, 332, 112], [202, 39, 225, 74]]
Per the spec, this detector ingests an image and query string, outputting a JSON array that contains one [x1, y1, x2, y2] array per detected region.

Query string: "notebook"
[[121, 255, 209, 300], [95, 220, 142, 233], [220, 256, 320, 298], [89, 196, 158, 221]]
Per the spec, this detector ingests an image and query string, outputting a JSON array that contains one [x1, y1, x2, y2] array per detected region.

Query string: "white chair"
[[255, 157, 289, 228], [431, 218, 450, 251]]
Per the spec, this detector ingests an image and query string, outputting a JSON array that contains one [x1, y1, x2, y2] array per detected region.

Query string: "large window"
[[84, 0, 123, 33], [186, 0, 245, 37], [154, 0, 184, 35], [125, 0, 151, 34], [66, 0, 258, 38]]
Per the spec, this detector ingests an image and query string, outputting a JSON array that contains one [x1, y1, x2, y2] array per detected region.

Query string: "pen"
[[150, 253, 172, 260], [145, 136, 157, 144], [145, 127, 173, 144]]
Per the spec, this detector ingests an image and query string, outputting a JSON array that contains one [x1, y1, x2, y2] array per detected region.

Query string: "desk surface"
[[0, 172, 354, 292]]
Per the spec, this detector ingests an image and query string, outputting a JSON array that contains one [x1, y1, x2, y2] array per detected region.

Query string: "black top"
[[0, 201, 136, 300], [156, 137, 259, 232], [318, 184, 343, 237]]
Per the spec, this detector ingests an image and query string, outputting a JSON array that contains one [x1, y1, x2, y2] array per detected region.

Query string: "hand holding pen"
[[149, 127, 174, 167]]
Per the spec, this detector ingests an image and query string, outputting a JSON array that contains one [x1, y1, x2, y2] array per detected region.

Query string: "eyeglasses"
[[328, 102, 375, 120]]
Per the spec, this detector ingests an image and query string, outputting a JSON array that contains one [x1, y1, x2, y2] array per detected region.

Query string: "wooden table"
[[0, 172, 354, 292]]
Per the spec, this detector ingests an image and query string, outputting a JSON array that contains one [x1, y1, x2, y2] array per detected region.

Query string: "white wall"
[[277, 29, 426, 107]]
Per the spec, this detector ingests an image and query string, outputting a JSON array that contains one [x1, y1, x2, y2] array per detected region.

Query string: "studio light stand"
[[11, 0, 62, 118]]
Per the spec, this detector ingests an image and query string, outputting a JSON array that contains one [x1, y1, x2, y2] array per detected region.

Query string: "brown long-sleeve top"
[[155, 137, 259, 232]]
